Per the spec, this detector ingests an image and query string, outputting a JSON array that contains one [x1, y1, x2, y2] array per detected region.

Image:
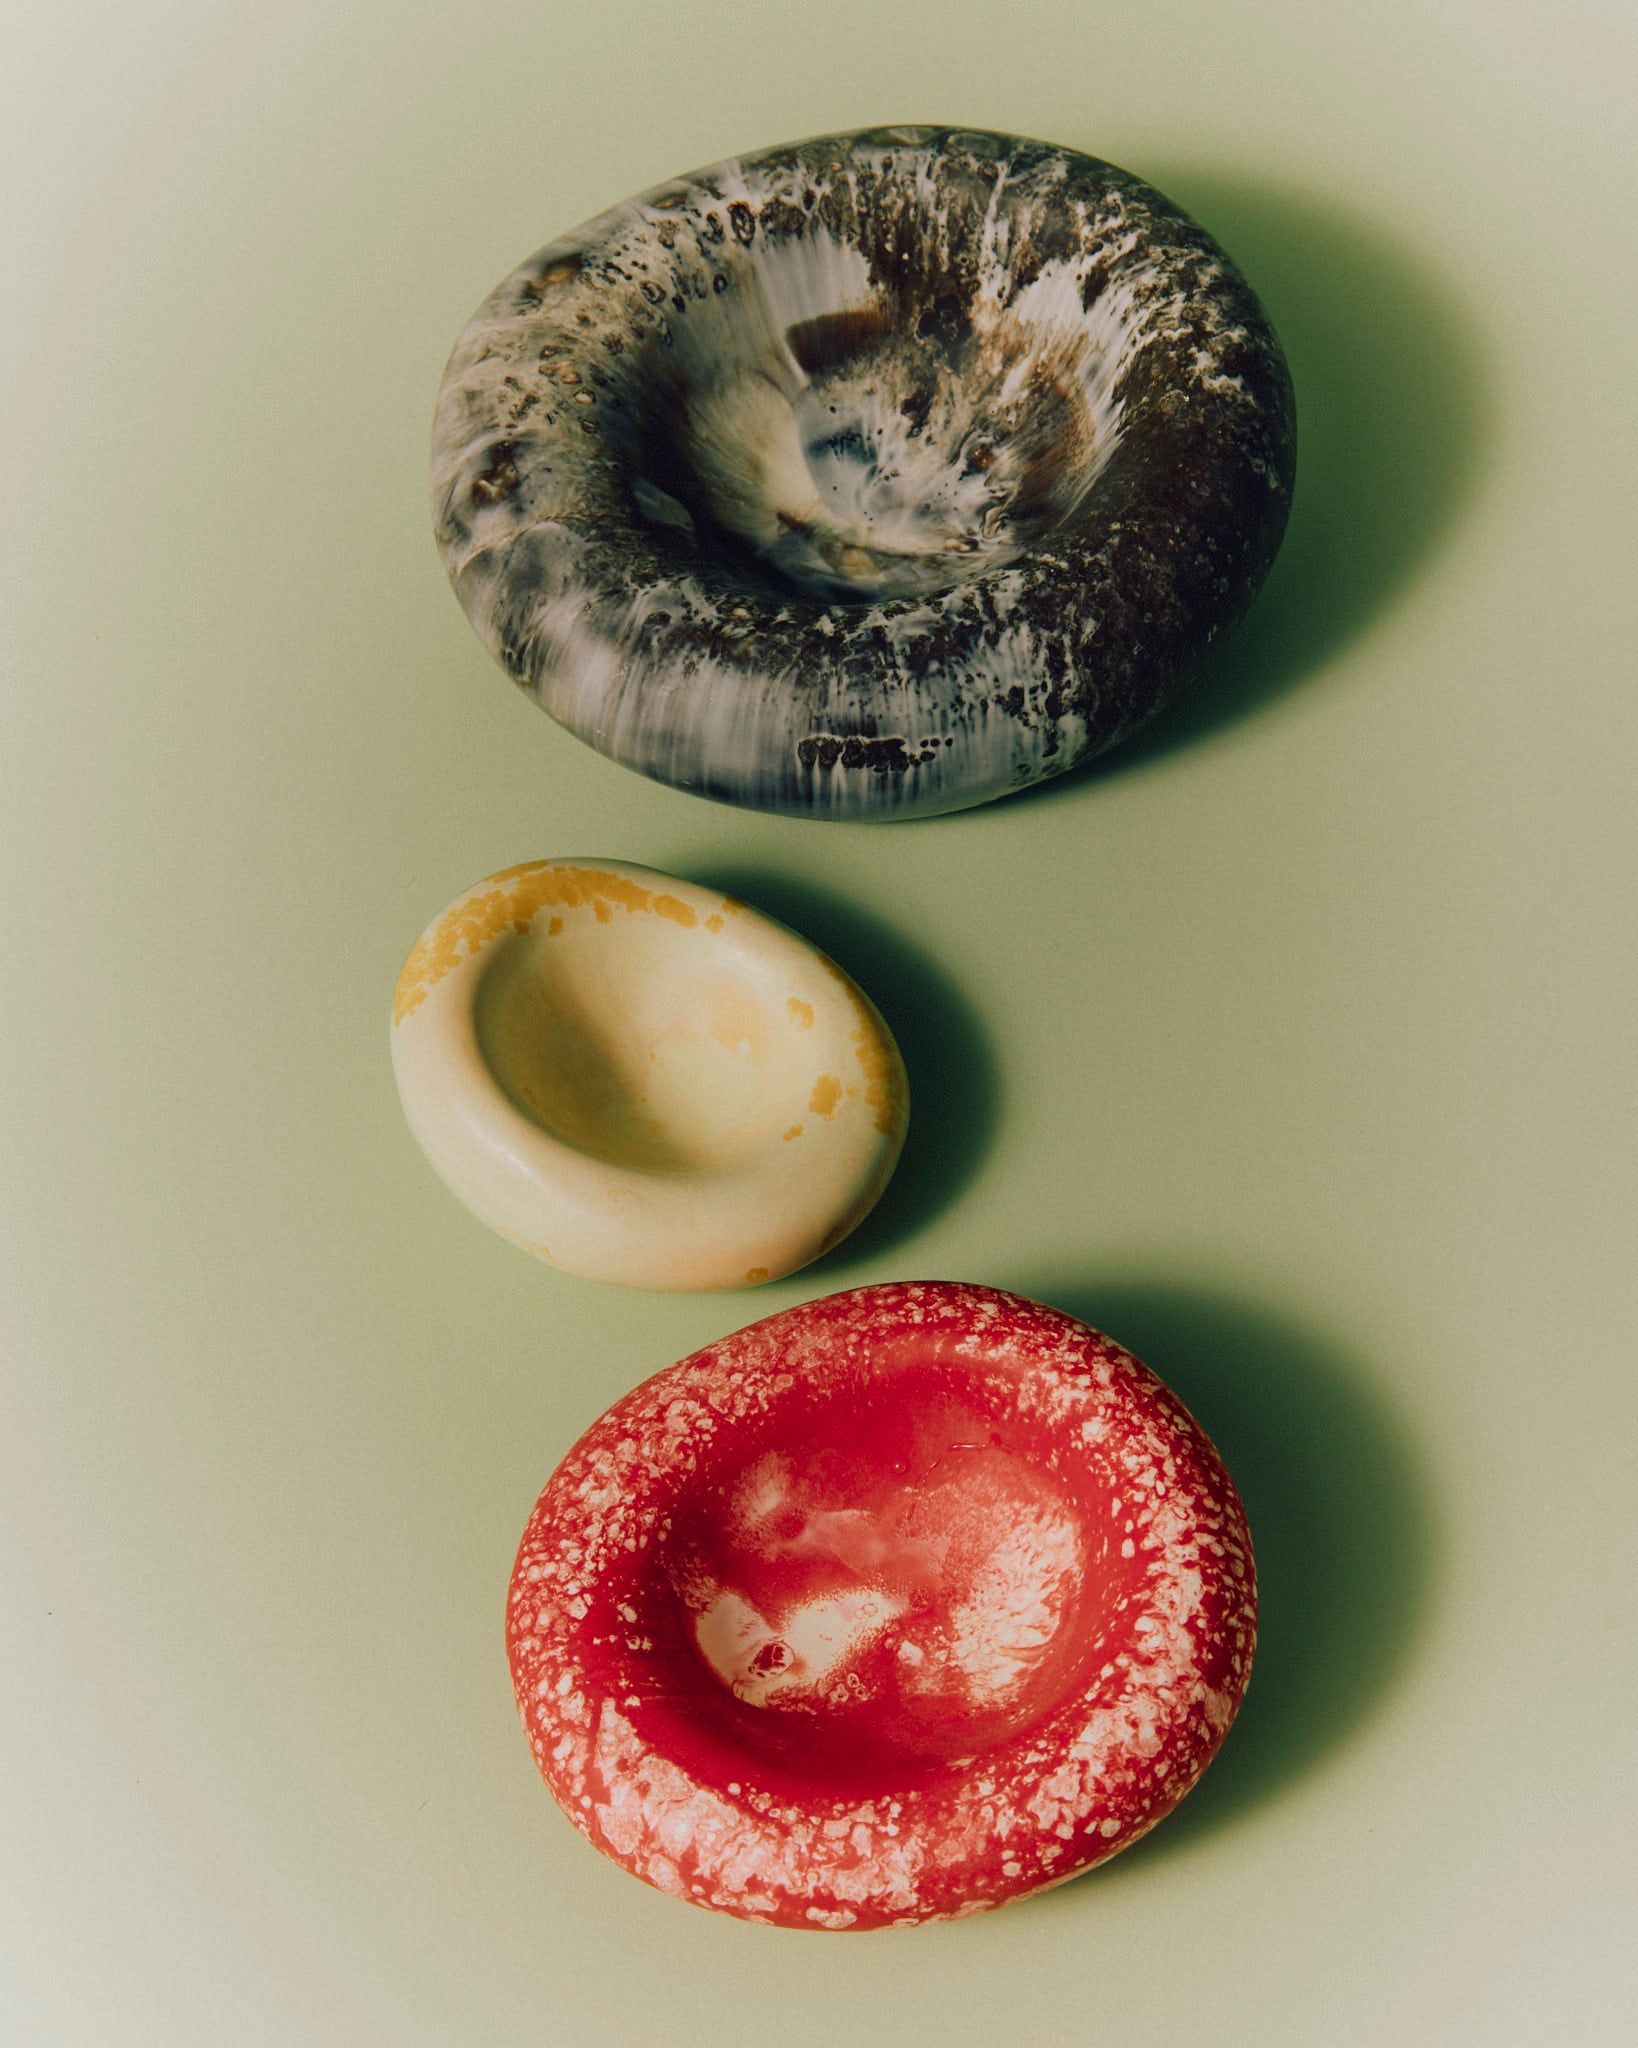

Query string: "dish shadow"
[[686, 862, 1001, 1268], [1008, 1271, 1441, 1880], [1012, 170, 1493, 806]]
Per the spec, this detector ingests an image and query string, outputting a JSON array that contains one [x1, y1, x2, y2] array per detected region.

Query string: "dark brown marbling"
[[433, 127, 1294, 818]]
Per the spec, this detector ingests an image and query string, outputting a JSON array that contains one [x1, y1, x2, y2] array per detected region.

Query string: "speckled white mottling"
[[943, 1503, 1080, 1699], [507, 1283, 1258, 1928]]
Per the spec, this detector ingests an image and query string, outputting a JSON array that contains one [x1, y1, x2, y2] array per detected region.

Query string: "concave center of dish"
[[475, 914, 810, 1173], [663, 1381, 1103, 1769], [630, 288, 1105, 604]]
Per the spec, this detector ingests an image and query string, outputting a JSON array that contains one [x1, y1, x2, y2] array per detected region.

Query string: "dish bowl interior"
[[624, 1362, 1137, 1791], [620, 279, 1114, 607], [564, 138, 1139, 608], [475, 906, 821, 1175]]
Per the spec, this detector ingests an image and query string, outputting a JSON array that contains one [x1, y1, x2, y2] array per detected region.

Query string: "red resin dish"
[[507, 1283, 1256, 1928]]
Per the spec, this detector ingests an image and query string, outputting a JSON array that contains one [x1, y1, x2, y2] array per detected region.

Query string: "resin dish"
[[390, 862, 907, 1290], [508, 1283, 1257, 1926], [433, 125, 1294, 819]]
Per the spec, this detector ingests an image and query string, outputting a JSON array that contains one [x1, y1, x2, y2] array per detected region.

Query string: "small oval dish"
[[391, 861, 907, 1290], [433, 125, 1293, 818], [508, 1283, 1257, 1926]]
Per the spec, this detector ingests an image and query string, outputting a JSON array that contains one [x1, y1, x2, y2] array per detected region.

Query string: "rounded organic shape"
[[390, 861, 906, 1290], [434, 126, 1294, 820], [508, 1283, 1256, 1927]]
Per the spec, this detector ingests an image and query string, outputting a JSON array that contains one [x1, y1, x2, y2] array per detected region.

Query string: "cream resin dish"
[[390, 861, 908, 1289]]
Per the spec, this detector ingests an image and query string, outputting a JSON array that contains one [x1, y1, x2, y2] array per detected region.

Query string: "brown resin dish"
[[433, 126, 1294, 819]]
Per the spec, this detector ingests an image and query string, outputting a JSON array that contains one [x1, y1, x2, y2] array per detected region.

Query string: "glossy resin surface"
[[391, 862, 906, 1289], [434, 126, 1294, 817], [508, 1284, 1257, 1926]]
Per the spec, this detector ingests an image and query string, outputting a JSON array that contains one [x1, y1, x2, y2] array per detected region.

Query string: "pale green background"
[[2, 2, 1634, 2042]]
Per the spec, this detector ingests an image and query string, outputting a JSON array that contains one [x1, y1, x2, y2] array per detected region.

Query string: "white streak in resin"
[[432, 130, 1294, 817]]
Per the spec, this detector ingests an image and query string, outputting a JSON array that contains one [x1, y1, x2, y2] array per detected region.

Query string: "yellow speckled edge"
[[393, 861, 703, 1026]]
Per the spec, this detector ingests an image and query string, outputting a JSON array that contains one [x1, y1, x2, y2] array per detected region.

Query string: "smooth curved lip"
[[390, 860, 908, 1287]]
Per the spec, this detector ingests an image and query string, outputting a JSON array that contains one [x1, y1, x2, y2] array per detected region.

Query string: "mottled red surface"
[[507, 1283, 1256, 1928]]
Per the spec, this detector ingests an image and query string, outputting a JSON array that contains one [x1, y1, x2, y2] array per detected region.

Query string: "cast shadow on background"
[[1018, 170, 1493, 805], [1010, 1274, 1441, 1887], [687, 864, 1002, 1265]]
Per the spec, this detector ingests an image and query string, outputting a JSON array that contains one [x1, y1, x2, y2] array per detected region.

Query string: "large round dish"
[[507, 1283, 1257, 1926], [390, 862, 907, 1290], [433, 126, 1293, 820]]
